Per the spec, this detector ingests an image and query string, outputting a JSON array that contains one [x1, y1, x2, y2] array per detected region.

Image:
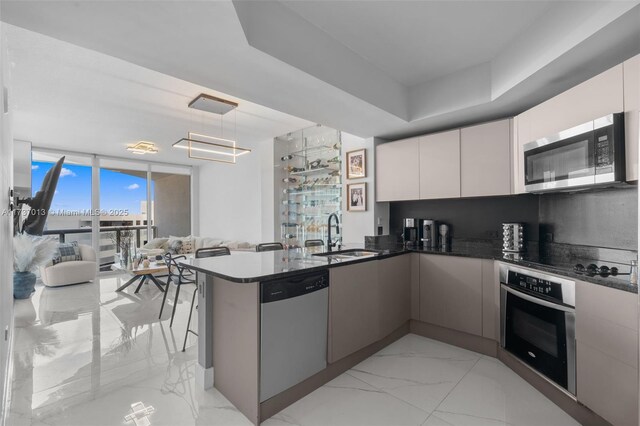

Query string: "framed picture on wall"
[[347, 182, 367, 212], [346, 148, 366, 179]]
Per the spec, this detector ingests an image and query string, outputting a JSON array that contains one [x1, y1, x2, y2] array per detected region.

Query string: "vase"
[[13, 271, 37, 299]]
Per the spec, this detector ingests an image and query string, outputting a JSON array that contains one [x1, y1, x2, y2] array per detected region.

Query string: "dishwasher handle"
[[261, 271, 329, 303]]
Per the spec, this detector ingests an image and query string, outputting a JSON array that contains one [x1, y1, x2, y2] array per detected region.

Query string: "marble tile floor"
[[6, 274, 579, 426]]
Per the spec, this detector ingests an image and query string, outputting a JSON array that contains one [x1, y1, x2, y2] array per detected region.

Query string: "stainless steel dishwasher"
[[260, 270, 329, 402]]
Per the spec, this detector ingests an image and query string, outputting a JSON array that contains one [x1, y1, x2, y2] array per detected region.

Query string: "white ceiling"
[[4, 24, 313, 165], [1, 0, 640, 144], [280, 1, 554, 87]]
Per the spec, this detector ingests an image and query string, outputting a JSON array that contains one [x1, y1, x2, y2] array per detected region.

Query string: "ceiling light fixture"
[[172, 132, 251, 164], [126, 141, 158, 155], [174, 94, 251, 164]]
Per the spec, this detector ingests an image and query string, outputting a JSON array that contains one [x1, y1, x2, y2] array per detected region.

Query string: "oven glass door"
[[525, 131, 594, 189], [503, 287, 574, 391]]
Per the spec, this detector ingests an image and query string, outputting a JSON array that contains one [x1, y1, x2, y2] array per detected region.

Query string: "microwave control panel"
[[595, 128, 614, 174]]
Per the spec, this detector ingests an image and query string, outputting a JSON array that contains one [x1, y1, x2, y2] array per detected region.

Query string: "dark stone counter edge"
[[180, 248, 638, 294]]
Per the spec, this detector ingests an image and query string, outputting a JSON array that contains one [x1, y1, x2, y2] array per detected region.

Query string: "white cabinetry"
[[460, 120, 511, 197], [419, 130, 461, 199], [375, 137, 420, 201]]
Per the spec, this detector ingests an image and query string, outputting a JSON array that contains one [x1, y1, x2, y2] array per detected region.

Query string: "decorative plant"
[[13, 232, 58, 272], [109, 228, 135, 266]]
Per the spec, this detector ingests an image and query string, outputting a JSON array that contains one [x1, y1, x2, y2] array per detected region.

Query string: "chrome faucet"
[[327, 212, 340, 252]]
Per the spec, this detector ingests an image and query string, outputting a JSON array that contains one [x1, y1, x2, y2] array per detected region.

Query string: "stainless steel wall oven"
[[500, 264, 576, 396]]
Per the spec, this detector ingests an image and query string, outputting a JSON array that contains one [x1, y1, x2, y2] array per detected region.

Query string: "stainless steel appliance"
[[420, 219, 437, 249], [260, 271, 329, 402], [502, 223, 525, 254], [402, 218, 418, 247], [439, 224, 450, 249], [500, 264, 576, 396], [524, 113, 625, 193]]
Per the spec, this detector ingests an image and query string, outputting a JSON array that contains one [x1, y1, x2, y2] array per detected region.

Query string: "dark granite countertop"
[[180, 242, 638, 293], [179, 245, 407, 283]]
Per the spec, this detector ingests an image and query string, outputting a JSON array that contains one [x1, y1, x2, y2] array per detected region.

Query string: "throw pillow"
[[143, 237, 169, 250], [167, 239, 183, 255], [53, 241, 82, 265], [179, 236, 194, 254]]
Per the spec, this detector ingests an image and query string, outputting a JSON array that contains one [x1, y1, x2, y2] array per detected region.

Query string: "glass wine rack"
[[274, 125, 342, 248]]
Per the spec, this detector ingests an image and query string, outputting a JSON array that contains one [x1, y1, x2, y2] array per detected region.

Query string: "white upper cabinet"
[[419, 129, 460, 199], [460, 119, 511, 197], [375, 137, 420, 201], [623, 54, 639, 181]]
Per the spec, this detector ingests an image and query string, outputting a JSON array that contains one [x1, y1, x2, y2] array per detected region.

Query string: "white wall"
[[341, 133, 389, 245], [0, 21, 14, 425], [198, 138, 273, 244]]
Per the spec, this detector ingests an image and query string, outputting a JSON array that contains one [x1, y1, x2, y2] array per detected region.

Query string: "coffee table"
[[113, 262, 168, 293]]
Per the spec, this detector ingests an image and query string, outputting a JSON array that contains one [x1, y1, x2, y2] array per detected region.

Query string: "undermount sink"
[[312, 249, 381, 260]]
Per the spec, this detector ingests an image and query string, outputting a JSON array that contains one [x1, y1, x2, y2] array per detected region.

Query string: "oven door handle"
[[501, 284, 575, 313]]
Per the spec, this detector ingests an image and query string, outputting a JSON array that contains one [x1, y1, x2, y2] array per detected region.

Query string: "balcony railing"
[[43, 225, 158, 270]]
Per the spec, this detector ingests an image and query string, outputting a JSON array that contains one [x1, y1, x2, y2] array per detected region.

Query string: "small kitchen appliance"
[[420, 219, 437, 249], [439, 224, 450, 249], [402, 218, 418, 247], [502, 223, 526, 254]]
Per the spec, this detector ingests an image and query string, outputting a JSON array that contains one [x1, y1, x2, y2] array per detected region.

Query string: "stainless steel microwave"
[[524, 113, 625, 193]]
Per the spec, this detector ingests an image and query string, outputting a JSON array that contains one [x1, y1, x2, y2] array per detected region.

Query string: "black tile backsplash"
[[389, 186, 638, 252], [539, 186, 637, 250]]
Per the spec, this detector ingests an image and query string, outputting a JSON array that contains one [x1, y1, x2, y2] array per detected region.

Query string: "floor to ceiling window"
[[31, 151, 94, 249], [150, 165, 191, 239], [30, 150, 192, 272]]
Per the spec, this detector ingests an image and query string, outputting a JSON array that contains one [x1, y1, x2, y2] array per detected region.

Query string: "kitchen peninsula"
[[181, 243, 636, 425]]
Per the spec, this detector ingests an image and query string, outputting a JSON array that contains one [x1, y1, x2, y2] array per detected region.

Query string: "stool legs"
[[182, 286, 198, 352]]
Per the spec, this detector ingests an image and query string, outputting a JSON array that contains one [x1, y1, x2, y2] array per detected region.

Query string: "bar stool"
[[159, 252, 195, 327], [256, 242, 284, 252], [304, 239, 324, 248], [182, 246, 231, 352]]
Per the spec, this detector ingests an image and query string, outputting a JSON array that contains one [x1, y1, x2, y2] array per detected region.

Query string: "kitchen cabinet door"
[[623, 54, 639, 182], [378, 255, 411, 339], [460, 120, 511, 197], [419, 130, 461, 199], [419, 255, 482, 336], [575, 280, 638, 426], [375, 137, 420, 201], [328, 262, 380, 363], [481, 260, 499, 341]]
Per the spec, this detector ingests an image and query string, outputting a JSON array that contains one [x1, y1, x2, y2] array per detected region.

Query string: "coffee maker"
[[402, 218, 418, 247], [420, 219, 437, 249], [439, 223, 450, 250]]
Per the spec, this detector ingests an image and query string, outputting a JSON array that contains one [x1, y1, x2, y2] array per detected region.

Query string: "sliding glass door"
[[31, 151, 94, 249], [99, 159, 150, 269], [31, 149, 192, 273]]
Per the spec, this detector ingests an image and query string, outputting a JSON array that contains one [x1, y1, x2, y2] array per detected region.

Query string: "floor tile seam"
[[431, 409, 516, 425], [430, 355, 482, 415], [342, 370, 433, 421]]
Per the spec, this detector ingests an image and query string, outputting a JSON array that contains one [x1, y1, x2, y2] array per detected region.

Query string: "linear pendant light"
[[173, 93, 251, 164]]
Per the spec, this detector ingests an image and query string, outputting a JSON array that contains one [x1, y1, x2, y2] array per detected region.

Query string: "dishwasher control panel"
[[261, 271, 329, 303]]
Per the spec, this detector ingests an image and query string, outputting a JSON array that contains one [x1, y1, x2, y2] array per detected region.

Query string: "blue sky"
[[32, 161, 150, 214]]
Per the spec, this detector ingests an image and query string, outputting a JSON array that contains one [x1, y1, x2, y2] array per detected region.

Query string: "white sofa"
[[140, 236, 256, 256], [39, 244, 97, 287]]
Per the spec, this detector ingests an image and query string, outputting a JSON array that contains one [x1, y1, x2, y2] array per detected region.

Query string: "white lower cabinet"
[[575, 280, 639, 426], [419, 254, 483, 336]]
